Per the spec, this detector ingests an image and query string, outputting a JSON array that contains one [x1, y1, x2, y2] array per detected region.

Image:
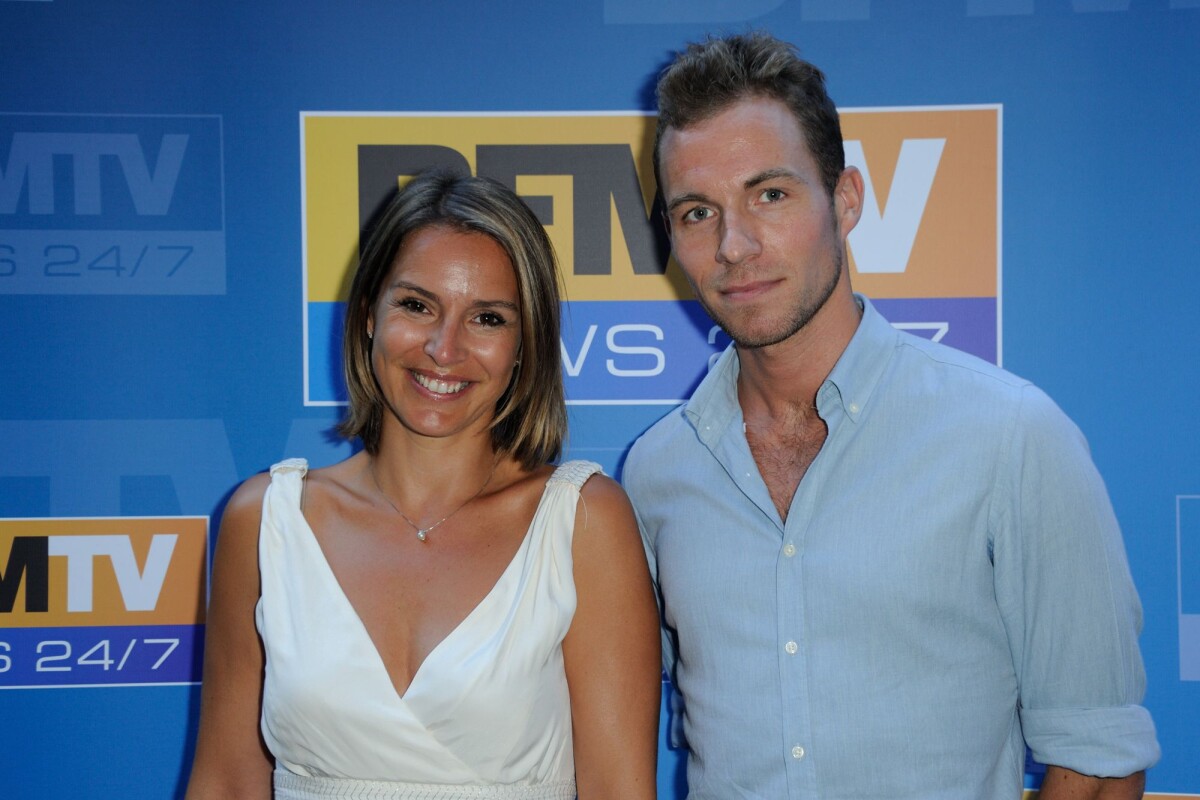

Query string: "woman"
[[186, 171, 660, 799]]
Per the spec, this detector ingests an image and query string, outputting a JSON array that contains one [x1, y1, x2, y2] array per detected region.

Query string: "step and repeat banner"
[[1, 2, 1197, 797]]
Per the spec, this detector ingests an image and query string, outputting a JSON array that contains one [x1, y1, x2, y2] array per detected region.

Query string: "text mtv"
[[0, 133, 187, 217], [0, 534, 177, 613]]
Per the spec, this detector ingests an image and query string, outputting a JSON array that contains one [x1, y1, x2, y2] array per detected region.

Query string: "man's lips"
[[720, 278, 781, 300]]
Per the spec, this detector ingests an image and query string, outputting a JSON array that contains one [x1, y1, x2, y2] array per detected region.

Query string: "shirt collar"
[[823, 293, 897, 424], [684, 294, 897, 438], [683, 343, 742, 448]]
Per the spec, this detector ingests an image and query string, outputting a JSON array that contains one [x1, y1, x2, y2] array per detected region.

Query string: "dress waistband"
[[274, 769, 577, 800]]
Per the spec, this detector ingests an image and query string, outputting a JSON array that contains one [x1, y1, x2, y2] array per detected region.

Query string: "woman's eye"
[[396, 297, 426, 313], [476, 312, 507, 328]]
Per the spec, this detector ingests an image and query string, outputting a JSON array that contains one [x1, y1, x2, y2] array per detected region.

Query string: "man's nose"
[[716, 210, 761, 265]]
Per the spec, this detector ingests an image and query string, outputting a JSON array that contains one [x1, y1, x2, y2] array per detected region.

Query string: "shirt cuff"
[[1021, 705, 1160, 777]]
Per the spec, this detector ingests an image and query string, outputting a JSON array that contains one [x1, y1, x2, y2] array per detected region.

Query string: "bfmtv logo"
[[0, 113, 226, 295], [300, 108, 999, 404], [1179, 496, 1200, 682], [0, 517, 207, 688]]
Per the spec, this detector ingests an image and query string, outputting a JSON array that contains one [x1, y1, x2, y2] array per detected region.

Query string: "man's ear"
[[834, 165, 864, 237]]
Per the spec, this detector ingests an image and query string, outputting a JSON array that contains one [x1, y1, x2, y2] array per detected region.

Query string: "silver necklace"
[[368, 456, 499, 542]]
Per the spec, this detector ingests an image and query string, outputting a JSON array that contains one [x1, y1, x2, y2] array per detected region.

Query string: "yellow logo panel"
[[0, 517, 207, 627], [842, 106, 999, 299], [303, 113, 683, 304]]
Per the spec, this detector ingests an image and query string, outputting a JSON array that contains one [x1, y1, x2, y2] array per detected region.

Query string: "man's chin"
[[723, 322, 798, 350]]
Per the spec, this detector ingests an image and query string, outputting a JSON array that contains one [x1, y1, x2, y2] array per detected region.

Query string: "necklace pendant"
[[416, 529, 428, 542]]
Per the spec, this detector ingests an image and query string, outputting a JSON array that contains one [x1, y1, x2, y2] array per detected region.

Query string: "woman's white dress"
[[256, 458, 601, 799]]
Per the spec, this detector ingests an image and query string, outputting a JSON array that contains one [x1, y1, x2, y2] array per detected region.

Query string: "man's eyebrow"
[[665, 192, 711, 214], [744, 168, 802, 189]]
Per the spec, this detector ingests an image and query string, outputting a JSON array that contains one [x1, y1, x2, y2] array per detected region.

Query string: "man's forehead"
[[659, 101, 815, 194], [662, 97, 805, 149]]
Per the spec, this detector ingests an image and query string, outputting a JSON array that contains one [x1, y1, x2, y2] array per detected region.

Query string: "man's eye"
[[760, 188, 785, 202], [682, 207, 712, 223]]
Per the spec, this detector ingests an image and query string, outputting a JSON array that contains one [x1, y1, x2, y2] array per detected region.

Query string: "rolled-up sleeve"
[[992, 385, 1160, 776]]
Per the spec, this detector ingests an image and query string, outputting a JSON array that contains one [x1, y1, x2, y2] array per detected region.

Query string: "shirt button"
[[783, 543, 796, 557], [784, 640, 798, 654], [792, 744, 806, 760], [849, 403, 860, 414]]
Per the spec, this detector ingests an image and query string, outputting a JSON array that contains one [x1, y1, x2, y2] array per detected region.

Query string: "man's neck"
[[736, 289, 863, 420]]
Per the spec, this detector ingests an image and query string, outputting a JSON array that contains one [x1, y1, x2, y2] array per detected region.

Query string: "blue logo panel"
[[307, 297, 999, 406], [309, 299, 726, 406], [872, 297, 998, 365], [563, 300, 722, 404], [0, 624, 201, 688]]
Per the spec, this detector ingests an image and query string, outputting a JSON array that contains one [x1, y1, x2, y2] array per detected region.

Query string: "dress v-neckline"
[[292, 474, 551, 701]]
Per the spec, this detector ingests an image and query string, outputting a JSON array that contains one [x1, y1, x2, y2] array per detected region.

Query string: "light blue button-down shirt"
[[624, 296, 1158, 799]]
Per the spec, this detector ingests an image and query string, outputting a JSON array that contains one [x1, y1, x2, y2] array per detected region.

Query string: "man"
[[623, 32, 1158, 799]]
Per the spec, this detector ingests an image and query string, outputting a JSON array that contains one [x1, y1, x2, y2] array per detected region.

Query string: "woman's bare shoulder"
[[220, 472, 271, 532], [576, 469, 635, 523]]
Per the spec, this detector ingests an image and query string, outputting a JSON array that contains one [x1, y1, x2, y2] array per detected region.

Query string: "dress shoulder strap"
[[545, 460, 603, 490], [269, 457, 309, 479], [262, 458, 309, 520]]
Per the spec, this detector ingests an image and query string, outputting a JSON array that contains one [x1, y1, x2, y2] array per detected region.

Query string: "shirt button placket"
[[779, 534, 809, 793]]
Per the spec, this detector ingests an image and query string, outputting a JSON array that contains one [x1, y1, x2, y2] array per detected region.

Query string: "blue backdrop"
[[1, 2, 1197, 797]]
